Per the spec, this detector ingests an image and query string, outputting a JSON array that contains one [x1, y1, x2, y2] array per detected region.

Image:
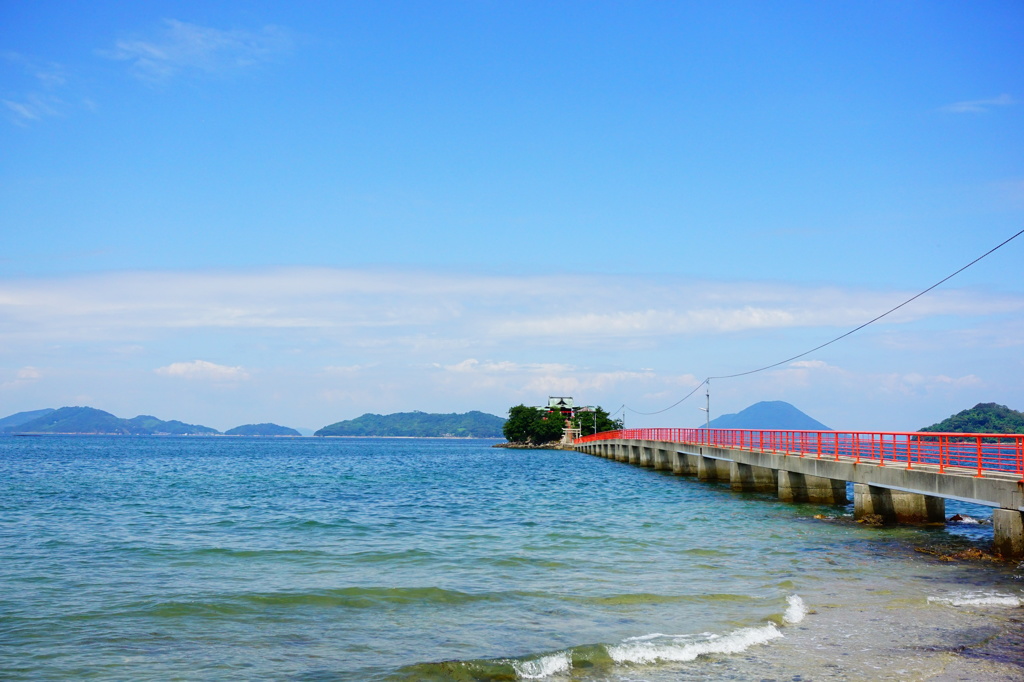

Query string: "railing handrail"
[[574, 428, 1024, 479]]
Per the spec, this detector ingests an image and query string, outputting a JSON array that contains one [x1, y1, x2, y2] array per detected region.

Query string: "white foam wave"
[[512, 651, 571, 679], [928, 591, 1023, 608], [608, 624, 783, 664], [784, 594, 807, 624]]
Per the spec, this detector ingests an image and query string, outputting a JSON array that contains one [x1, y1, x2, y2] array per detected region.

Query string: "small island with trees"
[[315, 411, 505, 438], [918, 402, 1024, 434], [500, 402, 622, 448]]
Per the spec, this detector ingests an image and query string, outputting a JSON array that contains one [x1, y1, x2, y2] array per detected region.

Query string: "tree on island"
[[919, 403, 1024, 435], [503, 404, 622, 444]]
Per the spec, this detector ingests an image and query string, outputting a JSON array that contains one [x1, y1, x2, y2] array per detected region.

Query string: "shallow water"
[[1, 436, 1021, 680]]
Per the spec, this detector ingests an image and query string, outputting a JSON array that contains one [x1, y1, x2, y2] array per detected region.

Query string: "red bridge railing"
[[575, 428, 1024, 479]]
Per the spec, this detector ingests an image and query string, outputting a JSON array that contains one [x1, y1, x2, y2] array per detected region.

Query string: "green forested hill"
[[6, 406, 219, 435], [315, 411, 505, 437], [225, 423, 301, 436], [919, 403, 1024, 434], [0, 408, 55, 431]]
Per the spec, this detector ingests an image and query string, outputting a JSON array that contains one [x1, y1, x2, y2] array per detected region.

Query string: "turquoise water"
[[1, 436, 1021, 680]]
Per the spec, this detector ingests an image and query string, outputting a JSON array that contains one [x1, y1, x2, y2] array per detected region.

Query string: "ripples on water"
[[0, 436, 1021, 680]]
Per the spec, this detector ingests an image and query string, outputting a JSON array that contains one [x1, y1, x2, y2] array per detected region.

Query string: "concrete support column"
[[853, 484, 944, 523], [730, 463, 778, 493], [780, 472, 849, 504], [993, 509, 1024, 558], [652, 448, 669, 470], [751, 465, 779, 493], [697, 456, 720, 482], [778, 470, 807, 502], [806, 475, 849, 504], [639, 447, 653, 467], [730, 462, 754, 492], [669, 451, 694, 475]]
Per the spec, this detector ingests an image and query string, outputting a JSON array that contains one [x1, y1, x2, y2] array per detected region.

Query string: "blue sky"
[[2, 1, 1022, 432]]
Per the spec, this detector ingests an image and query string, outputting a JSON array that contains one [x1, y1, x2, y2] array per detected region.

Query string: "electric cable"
[[623, 226, 1024, 416]]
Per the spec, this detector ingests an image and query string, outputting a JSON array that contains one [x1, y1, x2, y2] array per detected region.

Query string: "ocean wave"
[[576, 592, 762, 606], [607, 624, 783, 664], [118, 586, 529, 618], [784, 594, 807, 623], [928, 591, 1023, 607], [511, 651, 572, 679], [395, 595, 806, 679]]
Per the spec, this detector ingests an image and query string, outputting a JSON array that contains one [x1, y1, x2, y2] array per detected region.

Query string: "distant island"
[[919, 402, 1024, 434], [0, 408, 57, 432], [0, 406, 300, 437], [704, 401, 831, 430], [315, 411, 505, 438], [3, 406, 219, 435], [225, 423, 301, 437]]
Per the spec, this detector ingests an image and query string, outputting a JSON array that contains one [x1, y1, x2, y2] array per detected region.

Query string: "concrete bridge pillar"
[[616, 445, 629, 462], [993, 509, 1024, 558], [670, 451, 696, 476], [853, 484, 945, 523], [697, 456, 721, 482], [779, 471, 848, 504], [651, 448, 670, 470], [730, 462, 779, 493]]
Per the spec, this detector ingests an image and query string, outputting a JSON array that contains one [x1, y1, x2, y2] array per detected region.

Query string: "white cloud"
[[155, 360, 249, 381], [323, 364, 371, 375], [0, 266, 1020, 431], [876, 372, 982, 396], [104, 19, 293, 81], [0, 268, 1020, 351], [2, 52, 67, 125], [441, 359, 571, 374], [1, 366, 42, 390], [940, 93, 1014, 114], [788, 360, 831, 370]]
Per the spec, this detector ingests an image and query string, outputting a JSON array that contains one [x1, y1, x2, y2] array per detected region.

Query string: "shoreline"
[[492, 441, 575, 450]]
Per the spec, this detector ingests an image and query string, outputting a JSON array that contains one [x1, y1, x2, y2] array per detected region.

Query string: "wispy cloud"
[[104, 19, 293, 81], [940, 93, 1014, 114], [765, 359, 981, 397], [2, 52, 67, 126], [1, 366, 42, 390], [0, 268, 1020, 347], [155, 360, 249, 381], [0, 267, 1019, 429]]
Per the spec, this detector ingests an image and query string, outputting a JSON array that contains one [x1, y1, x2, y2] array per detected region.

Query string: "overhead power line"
[[624, 226, 1024, 417]]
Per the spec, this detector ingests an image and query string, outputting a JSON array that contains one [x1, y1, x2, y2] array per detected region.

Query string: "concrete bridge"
[[574, 428, 1024, 558]]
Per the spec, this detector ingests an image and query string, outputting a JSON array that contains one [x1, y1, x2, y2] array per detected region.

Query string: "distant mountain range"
[[703, 401, 831, 430], [0, 406, 504, 437], [0, 406, 299, 436], [315, 411, 505, 437]]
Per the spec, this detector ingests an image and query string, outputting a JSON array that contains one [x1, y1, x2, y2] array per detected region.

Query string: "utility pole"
[[698, 380, 710, 429], [705, 380, 710, 429]]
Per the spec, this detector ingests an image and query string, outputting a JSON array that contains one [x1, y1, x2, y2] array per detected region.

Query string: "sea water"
[[1, 436, 1021, 680]]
